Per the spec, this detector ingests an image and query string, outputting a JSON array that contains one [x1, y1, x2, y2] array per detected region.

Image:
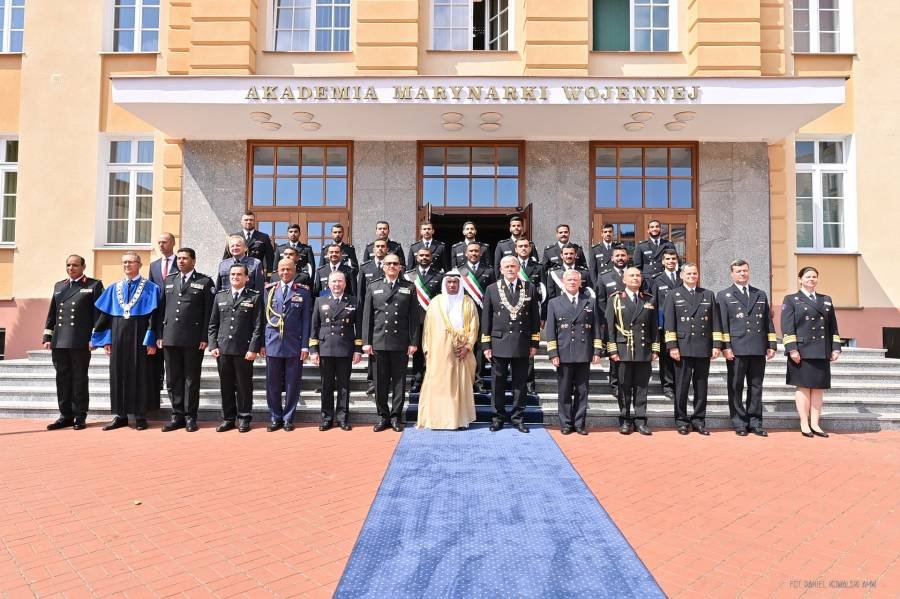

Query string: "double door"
[[253, 210, 348, 266]]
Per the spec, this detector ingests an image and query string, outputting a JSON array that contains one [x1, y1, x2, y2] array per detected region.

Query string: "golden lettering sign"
[[244, 83, 701, 103]]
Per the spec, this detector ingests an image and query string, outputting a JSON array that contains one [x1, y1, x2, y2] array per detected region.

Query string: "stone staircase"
[[1, 347, 898, 431]]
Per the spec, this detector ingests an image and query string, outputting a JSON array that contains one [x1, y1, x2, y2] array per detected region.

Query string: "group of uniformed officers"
[[44, 211, 823, 438]]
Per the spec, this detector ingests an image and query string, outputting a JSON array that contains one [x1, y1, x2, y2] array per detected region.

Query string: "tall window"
[[593, 145, 693, 209], [0, 139, 17, 243], [421, 144, 522, 208], [793, 0, 852, 53], [273, 0, 351, 52], [251, 144, 349, 207], [106, 139, 154, 245], [112, 0, 159, 52], [594, 0, 675, 51], [432, 0, 511, 50], [795, 139, 853, 251], [0, 0, 24, 53]]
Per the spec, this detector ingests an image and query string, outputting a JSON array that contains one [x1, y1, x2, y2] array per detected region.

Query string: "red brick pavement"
[[0, 419, 399, 598], [555, 428, 900, 598]]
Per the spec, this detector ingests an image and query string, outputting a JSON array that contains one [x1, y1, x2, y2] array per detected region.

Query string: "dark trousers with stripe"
[[617, 360, 651, 425], [491, 356, 529, 425], [320, 356, 352, 424], [727, 355, 766, 430], [673, 356, 710, 427], [375, 350, 408, 422], [266, 356, 302, 423], [164, 346, 204, 419], [52, 348, 92, 420], [557, 362, 589, 429], [217, 354, 254, 422]]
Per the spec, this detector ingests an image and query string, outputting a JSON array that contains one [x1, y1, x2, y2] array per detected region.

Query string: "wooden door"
[[254, 210, 349, 266], [644, 213, 697, 264], [592, 212, 640, 260]]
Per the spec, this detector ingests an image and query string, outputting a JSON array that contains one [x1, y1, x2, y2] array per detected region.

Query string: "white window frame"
[[792, 0, 854, 54], [0, 137, 17, 245], [630, 0, 677, 52], [794, 135, 857, 254], [0, 0, 24, 53], [430, 0, 515, 51], [104, 0, 160, 53], [270, 0, 352, 52], [101, 137, 155, 247]]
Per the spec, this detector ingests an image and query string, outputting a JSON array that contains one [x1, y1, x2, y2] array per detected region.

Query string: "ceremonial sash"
[[461, 270, 484, 308], [517, 269, 531, 284], [413, 274, 432, 310]]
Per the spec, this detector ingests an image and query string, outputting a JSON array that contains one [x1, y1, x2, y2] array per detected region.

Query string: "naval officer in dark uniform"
[[310, 270, 363, 430], [406, 246, 443, 391], [43, 254, 104, 430], [605, 267, 659, 435], [272, 246, 313, 287], [542, 223, 587, 273], [589, 223, 616, 283], [493, 215, 536, 273], [320, 223, 359, 278], [363, 220, 405, 268], [717, 259, 777, 437], [222, 211, 276, 276], [362, 254, 420, 432], [595, 246, 631, 399], [545, 269, 603, 435], [459, 241, 496, 390], [208, 263, 265, 433], [633, 219, 677, 278], [276, 223, 317, 277], [546, 244, 593, 302], [357, 239, 389, 395], [482, 256, 542, 433], [407, 220, 450, 273], [652, 248, 682, 399], [451, 221, 490, 268], [314, 244, 356, 297], [663, 262, 722, 435], [157, 248, 214, 432], [218, 235, 265, 292], [262, 259, 312, 432]]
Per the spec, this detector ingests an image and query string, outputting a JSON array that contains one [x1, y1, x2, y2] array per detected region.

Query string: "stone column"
[[351, 142, 418, 252], [526, 142, 591, 254]]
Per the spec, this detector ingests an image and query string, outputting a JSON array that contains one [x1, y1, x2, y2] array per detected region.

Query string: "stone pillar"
[[351, 142, 418, 251], [698, 142, 771, 295], [181, 141, 248, 277], [526, 142, 591, 254], [523, 0, 590, 75]]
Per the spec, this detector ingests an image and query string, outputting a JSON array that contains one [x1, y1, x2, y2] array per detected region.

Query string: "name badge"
[[373, 289, 384, 295], [606, 282, 616, 287], [347, 306, 355, 311], [218, 302, 227, 306], [291, 295, 302, 302], [190, 282, 205, 289], [165, 284, 175, 289], [79, 288, 93, 293], [658, 285, 669, 290], [399, 287, 411, 295], [644, 250, 652, 254], [240, 301, 253, 308], [824, 301, 832, 306], [321, 305, 330, 311]]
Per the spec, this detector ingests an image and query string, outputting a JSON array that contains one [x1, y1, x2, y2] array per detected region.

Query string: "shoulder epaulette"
[[265, 282, 277, 289]]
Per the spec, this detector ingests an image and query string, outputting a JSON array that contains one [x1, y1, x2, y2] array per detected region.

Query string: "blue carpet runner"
[[335, 425, 664, 598]]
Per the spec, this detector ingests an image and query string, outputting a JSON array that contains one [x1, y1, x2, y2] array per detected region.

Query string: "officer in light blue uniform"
[[262, 258, 312, 431]]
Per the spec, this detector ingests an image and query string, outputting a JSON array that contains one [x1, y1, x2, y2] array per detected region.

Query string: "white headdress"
[[441, 269, 465, 329]]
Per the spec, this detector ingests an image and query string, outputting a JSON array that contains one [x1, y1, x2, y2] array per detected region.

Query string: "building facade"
[[0, 0, 895, 358]]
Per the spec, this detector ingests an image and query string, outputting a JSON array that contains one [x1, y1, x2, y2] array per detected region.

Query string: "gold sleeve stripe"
[[651, 342, 661, 352], [833, 335, 841, 343], [664, 332, 677, 342], [43, 329, 54, 336], [767, 333, 777, 341], [531, 334, 541, 341], [309, 339, 319, 346], [546, 341, 558, 349], [481, 335, 491, 343], [783, 334, 797, 343], [354, 339, 363, 346], [722, 333, 732, 342], [593, 339, 603, 347], [606, 342, 617, 352], [712, 332, 723, 341]]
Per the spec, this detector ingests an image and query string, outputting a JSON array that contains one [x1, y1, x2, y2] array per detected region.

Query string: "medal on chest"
[[116, 279, 146, 320]]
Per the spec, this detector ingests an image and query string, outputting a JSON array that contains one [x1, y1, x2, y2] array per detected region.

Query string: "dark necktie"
[[571, 296, 577, 306], [126, 280, 134, 300], [616, 269, 623, 278], [282, 284, 289, 301], [508, 283, 515, 298], [689, 288, 695, 296], [670, 272, 676, 285], [181, 275, 189, 292]]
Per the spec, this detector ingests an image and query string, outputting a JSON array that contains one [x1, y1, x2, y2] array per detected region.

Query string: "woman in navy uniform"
[[781, 266, 841, 438]]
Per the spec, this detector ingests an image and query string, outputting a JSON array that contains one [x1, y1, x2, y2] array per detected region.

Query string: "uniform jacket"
[[223, 229, 276, 275], [480, 279, 541, 358], [494, 237, 537, 273], [545, 292, 604, 363], [516, 257, 547, 319], [663, 287, 723, 357], [633, 238, 677, 277], [149, 256, 176, 290], [652, 270, 683, 335], [458, 262, 496, 310], [321, 241, 359, 275], [216, 256, 265, 293], [546, 265, 594, 303], [362, 277, 421, 351], [716, 284, 777, 355], [407, 239, 450, 273], [208, 287, 265, 355], [158, 271, 215, 347], [364, 239, 406, 268], [404, 266, 443, 319], [595, 267, 626, 314], [263, 281, 312, 357], [589, 242, 616, 281], [541, 242, 588, 274], [309, 294, 363, 358], [357, 259, 385, 301], [451, 240, 491, 268], [314, 262, 356, 297], [780, 292, 841, 359], [276, 241, 317, 276], [604, 290, 660, 361], [269, 270, 313, 288], [43, 276, 104, 349]]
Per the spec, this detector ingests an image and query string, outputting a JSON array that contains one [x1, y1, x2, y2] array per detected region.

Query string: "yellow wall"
[[0, 55, 22, 131]]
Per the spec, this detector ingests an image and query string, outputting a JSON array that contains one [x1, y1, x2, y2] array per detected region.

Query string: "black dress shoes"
[[47, 417, 74, 430], [811, 428, 829, 438], [515, 422, 530, 433], [561, 426, 574, 435], [216, 420, 235, 432], [366, 384, 376, 396], [340, 422, 352, 431], [637, 424, 652, 436], [489, 422, 503, 432], [619, 423, 633, 435], [73, 419, 87, 431], [575, 428, 588, 436], [103, 417, 128, 431], [391, 419, 404, 432], [318, 421, 332, 432], [751, 427, 769, 437], [238, 419, 251, 433], [162, 419, 186, 432], [691, 424, 710, 436], [269, 421, 285, 432], [135, 419, 148, 431], [185, 417, 198, 432], [677, 425, 690, 435], [735, 428, 749, 436], [373, 419, 389, 432], [800, 430, 815, 438], [663, 390, 675, 400], [283, 422, 295, 432]]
